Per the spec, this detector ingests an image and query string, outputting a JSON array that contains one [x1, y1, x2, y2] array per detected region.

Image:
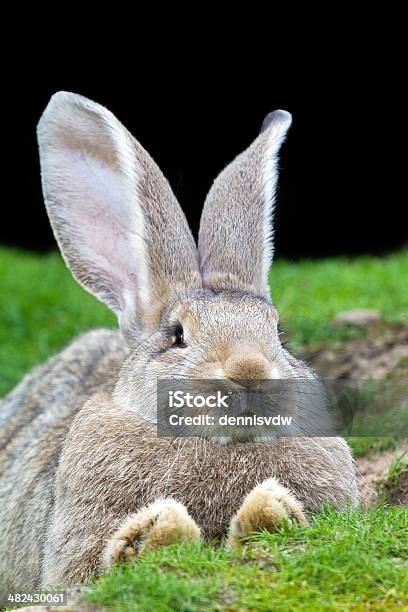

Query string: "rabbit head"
[[38, 93, 320, 437]]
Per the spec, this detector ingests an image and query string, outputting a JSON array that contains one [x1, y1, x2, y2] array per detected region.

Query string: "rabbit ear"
[[37, 92, 201, 336], [198, 110, 291, 299]]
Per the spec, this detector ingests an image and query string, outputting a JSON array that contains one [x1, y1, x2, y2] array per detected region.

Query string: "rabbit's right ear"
[[37, 92, 201, 337]]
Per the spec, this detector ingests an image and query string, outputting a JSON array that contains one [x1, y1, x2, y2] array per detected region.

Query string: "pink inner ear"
[[39, 92, 201, 332], [46, 147, 147, 315]]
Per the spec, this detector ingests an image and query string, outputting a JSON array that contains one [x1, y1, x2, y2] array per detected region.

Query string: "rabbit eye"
[[171, 323, 186, 348]]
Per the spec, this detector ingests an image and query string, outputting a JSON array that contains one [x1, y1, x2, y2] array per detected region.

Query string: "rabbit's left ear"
[[198, 110, 291, 300]]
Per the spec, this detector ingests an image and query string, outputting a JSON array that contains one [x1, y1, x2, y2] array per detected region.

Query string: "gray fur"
[[198, 109, 291, 299], [0, 93, 358, 595]]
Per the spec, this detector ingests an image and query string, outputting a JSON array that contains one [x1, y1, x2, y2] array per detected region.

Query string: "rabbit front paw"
[[101, 498, 201, 569], [226, 477, 308, 548]]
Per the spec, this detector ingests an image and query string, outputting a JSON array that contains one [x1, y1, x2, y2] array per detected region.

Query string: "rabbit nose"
[[223, 348, 273, 384]]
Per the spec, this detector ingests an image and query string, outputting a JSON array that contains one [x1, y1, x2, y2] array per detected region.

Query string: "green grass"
[[375, 455, 408, 503], [344, 379, 408, 457], [1, 248, 408, 609], [347, 437, 398, 458], [0, 247, 115, 397], [384, 456, 407, 489], [271, 249, 408, 349], [84, 506, 408, 611], [1, 246, 407, 397]]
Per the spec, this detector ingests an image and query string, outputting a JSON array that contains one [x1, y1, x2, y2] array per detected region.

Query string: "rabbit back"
[[0, 329, 128, 594]]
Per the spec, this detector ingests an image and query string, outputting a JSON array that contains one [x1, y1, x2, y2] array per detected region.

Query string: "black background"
[[1, 66, 405, 259]]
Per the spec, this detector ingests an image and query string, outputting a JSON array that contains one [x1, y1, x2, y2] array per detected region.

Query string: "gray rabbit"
[[0, 93, 358, 593]]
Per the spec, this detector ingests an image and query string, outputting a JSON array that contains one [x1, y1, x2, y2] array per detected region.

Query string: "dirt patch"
[[301, 321, 408, 382], [383, 465, 408, 506], [357, 442, 408, 505], [301, 320, 408, 506]]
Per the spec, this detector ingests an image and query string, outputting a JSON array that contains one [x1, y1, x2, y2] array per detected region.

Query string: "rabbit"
[[0, 92, 358, 595]]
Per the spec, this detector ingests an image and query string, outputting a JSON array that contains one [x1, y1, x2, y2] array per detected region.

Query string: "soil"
[[301, 321, 408, 382], [387, 469, 408, 505], [301, 319, 408, 506], [356, 442, 408, 505]]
